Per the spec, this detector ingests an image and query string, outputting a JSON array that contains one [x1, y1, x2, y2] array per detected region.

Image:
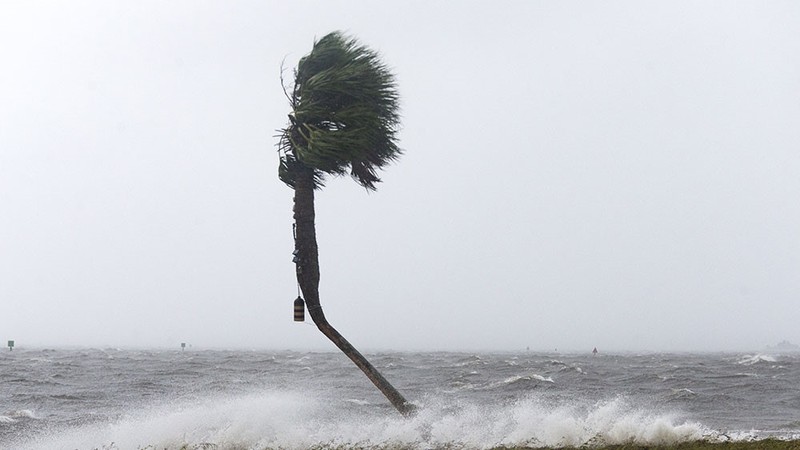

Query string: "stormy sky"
[[1, 1, 798, 352]]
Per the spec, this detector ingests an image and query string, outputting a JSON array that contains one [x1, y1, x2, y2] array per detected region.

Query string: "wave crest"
[[9, 392, 707, 450], [737, 354, 777, 366]]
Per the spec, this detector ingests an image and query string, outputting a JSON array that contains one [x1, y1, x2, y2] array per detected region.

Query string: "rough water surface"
[[1, 349, 799, 449]]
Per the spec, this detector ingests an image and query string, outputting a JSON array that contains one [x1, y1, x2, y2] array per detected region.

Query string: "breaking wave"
[[738, 354, 777, 366], [0, 409, 39, 424], [7, 391, 708, 450]]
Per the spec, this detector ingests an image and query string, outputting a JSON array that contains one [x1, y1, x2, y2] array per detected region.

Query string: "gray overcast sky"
[[1, 1, 798, 352]]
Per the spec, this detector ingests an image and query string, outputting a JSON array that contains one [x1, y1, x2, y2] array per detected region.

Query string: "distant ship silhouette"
[[766, 340, 800, 352]]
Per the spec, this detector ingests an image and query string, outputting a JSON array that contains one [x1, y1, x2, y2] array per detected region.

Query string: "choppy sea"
[[1, 348, 799, 449]]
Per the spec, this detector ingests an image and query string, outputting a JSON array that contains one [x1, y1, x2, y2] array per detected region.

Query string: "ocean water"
[[1, 349, 799, 450]]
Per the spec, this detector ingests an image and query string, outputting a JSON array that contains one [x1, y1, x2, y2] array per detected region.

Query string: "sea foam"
[[10, 390, 707, 450]]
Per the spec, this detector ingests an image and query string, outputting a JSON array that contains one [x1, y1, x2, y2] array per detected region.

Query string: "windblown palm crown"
[[278, 32, 402, 190]]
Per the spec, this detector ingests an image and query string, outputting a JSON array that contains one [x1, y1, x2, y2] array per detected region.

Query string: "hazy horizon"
[[3, 341, 798, 354], [4, 334, 799, 355]]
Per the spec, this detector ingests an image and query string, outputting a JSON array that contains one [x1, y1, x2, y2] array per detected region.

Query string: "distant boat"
[[592, 347, 598, 355]]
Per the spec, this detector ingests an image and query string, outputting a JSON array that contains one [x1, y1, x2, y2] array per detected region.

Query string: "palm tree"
[[277, 32, 414, 416]]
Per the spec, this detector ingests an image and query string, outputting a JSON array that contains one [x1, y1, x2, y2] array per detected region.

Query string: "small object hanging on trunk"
[[294, 296, 305, 322]]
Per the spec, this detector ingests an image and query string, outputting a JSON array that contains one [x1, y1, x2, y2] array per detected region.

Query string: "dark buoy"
[[294, 296, 305, 322], [7, 340, 14, 351]]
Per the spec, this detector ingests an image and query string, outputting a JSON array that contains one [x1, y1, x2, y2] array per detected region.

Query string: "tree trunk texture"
[[292, 168, 415, 416]]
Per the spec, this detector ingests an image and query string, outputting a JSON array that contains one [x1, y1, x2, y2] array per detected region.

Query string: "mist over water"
[[14, 392, 704, 450], [2, 349, 799, 449]]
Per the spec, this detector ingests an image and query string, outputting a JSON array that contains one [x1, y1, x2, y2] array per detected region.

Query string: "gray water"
[[1, 349, 799, 449]]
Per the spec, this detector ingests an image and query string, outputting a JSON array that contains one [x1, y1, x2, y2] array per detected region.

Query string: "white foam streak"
[[15, 392, 706, 450]]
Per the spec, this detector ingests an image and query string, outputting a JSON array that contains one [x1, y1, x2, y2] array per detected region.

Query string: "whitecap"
[[668, 388, 698, 400], [8, 409, 38, 419], [531, 374, 554, 383], [737, 354, 777, 365], [502, 375, 526, 384], [497, 374, 554, 386], [28, 357, 53, 363], [0, 410, 39, 424]]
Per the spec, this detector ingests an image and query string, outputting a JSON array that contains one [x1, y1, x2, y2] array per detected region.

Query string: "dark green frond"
[[278, 135, 326, 189], [277, 31, 402, 191]]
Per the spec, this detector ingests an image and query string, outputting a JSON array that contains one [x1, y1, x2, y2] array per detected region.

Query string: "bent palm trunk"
[[292, 168, 415, 416]]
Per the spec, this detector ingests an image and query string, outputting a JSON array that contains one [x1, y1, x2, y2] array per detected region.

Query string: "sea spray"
[[11, 391, 705, 450], [420, 395, 704, 448]]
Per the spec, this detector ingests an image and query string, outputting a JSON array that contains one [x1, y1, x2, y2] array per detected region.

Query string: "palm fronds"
[[278, 32, 401, 190]]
